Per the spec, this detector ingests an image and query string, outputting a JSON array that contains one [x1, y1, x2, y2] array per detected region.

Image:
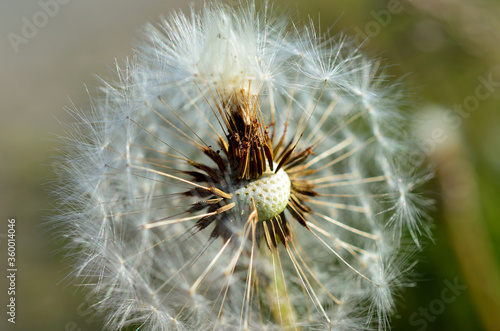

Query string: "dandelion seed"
[[52, 1, 431, 330]]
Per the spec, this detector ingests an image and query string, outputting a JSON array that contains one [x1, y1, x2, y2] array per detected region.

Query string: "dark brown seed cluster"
[[180, 91, 321, 248]]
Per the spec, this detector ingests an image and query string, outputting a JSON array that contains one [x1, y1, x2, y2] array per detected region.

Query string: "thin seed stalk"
[[261, 243, 300, 330]]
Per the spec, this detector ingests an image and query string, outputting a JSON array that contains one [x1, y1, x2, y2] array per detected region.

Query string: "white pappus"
[[51, 1, 432, 330]]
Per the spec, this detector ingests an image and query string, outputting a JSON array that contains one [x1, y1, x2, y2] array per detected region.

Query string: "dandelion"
[[52, 1, 431, 330]]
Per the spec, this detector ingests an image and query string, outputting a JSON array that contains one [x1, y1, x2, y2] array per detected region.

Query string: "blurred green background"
[[1, 0, 499, 330]]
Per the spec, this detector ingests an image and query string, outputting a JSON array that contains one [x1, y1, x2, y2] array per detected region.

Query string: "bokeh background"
[[1, 0, 499, 330]]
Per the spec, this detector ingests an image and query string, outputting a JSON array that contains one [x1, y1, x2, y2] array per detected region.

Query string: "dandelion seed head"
[[51, 1, 432, 330]]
